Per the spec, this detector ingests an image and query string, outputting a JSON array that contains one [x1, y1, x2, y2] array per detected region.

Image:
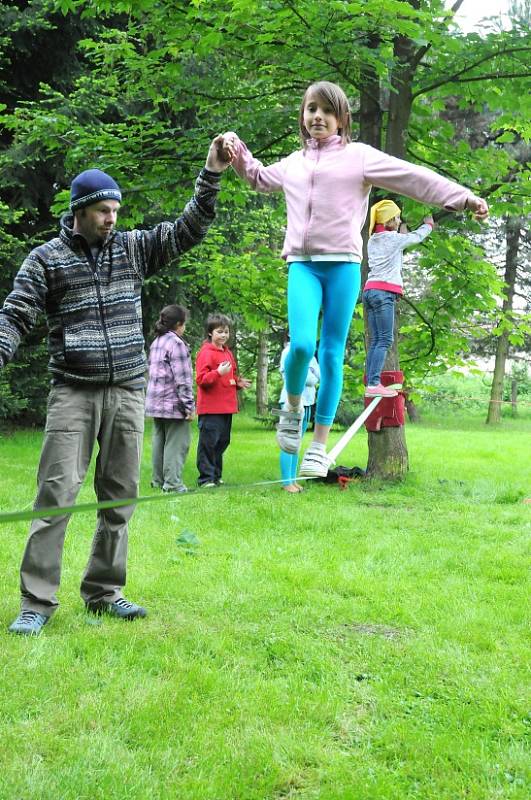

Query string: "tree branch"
[[449, 71, 531, 84], [406, 146, 464, 183], [284, 0, 312, 31], [189, 85, 301, 103], [413, 46, 531, 97], [399, 295, 437, 361], [410, 0, 466, 72]]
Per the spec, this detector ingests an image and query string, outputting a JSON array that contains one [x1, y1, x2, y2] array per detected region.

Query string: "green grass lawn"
[[0, 413, 529, 799]]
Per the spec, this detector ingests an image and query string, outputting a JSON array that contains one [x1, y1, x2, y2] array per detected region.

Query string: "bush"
[[335, 397, 365, 428], [1, 340, 49, 426], [417, 373, 488, 413], [417, 370, 531, 420]]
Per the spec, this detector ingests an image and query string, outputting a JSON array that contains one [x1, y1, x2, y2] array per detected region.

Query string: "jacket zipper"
[[302, 143, 321, 253], [86, 244, 115, 384]]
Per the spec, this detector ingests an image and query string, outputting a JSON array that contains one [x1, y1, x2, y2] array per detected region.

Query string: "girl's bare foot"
[[294, 483, 304, 491], [282, 484, 300, 494]]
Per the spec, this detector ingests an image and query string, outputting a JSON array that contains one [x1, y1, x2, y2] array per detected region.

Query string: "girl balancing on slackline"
[[221, 81, 488, 478]]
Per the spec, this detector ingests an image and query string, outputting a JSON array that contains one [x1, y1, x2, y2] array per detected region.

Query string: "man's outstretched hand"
[[205, 135, 236, 172]]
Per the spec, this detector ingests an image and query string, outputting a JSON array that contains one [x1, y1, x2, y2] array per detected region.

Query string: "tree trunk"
[[405, 394, 421, 423], [359, 32, 382, 286], [255, 329, 269, 416], [384, 33, 416, 158], [366, 302, 409, 477], [487, 331, 510, 424], [365, 0, 469, 471], [486, 217, 521, 424], [361, 11, 422, 479], [359, 33, 383, 150], [511, 379, 517, 417], [366, 426, 409, 478]]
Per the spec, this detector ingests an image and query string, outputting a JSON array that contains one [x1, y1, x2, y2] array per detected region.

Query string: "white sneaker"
[[299, 444, 333, 478], [274, 406, 304, 454]]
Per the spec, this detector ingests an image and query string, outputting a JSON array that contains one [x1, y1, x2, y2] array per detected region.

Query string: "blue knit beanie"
[[70, 169, 122, 212]]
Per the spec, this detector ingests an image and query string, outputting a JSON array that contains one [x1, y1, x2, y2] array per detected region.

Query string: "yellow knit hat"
[[369, 199, 401, 235]]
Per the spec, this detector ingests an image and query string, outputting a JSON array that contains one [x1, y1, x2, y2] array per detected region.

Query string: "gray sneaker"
[[86, 598, 147, 620], [8, 610, 50, 636], [274, 406, 304, 454]]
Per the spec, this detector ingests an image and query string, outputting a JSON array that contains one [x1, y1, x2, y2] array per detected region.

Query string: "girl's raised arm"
[[362, 145, 488, 220], [222, 131, 286, 194]]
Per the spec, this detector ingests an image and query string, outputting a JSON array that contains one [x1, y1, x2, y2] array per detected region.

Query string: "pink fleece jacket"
[[231, 134, 473, 261]]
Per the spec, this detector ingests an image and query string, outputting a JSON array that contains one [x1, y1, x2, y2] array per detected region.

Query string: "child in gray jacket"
[[363, 199, 433, 397]]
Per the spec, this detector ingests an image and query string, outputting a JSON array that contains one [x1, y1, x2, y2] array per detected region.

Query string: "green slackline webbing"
[[0, 476, 320, 525], [0, 391, 391, 525]]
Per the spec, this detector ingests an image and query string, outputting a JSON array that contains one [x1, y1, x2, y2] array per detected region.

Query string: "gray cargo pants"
[[151, 418, 191, 491], [19, 383, 145, 616]]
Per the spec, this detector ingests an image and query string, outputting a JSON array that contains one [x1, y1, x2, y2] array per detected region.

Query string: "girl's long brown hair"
[[298, 81, 352, 148]]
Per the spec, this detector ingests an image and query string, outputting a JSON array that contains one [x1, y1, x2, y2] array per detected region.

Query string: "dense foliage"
[[0, 0, 529, 426]]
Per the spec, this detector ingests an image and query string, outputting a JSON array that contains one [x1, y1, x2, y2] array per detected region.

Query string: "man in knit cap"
[[1, 136, 235, 635]]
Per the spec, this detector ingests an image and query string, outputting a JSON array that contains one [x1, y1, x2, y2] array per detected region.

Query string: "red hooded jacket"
[[195, 341, 242, 414]]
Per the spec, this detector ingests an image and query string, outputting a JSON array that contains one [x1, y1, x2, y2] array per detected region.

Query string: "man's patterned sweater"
[[0, 169, 220, 385]]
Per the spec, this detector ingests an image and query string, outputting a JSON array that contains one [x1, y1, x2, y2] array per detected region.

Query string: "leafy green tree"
[[0, 0, 110, 422], [1, 0, 529, 455], [486, 215, 530, 423]]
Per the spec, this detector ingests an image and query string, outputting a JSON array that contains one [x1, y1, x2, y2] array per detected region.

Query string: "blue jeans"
[[286, 261, 360, 426], [363, 289, 396, 386]]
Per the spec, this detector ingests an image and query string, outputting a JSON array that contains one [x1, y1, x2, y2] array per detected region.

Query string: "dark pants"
[[363, 289, 396, 386], [196, 414, 232, 485]]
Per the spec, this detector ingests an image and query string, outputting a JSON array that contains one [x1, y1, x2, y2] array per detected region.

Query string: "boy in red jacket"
[[195, 313, 251, 486]]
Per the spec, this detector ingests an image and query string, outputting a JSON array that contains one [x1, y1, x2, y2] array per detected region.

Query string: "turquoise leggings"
[[279, 405, 312, 485], [285, 261, 361, 426]]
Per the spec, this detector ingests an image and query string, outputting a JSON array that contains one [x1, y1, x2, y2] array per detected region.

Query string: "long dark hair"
[[153, 304, 188, 337]]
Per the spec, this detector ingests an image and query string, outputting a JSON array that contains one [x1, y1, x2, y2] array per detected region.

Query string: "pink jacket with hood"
[[231, 134, 473, 261]]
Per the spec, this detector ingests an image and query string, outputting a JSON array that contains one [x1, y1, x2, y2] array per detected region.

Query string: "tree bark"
[[405, 394, 421, 423], [366, 302, 409, 477], [359, 33, 383, 150], [511, 379, 517, 417], [486, 217, 521, 424], [366, 426, 409, 478], [361, 8, 423, 479], [255, 329, 269, 416], [384, 32, 417, 158]]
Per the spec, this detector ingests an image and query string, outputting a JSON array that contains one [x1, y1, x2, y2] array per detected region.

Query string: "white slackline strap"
[[327, 395, 383, 463]]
